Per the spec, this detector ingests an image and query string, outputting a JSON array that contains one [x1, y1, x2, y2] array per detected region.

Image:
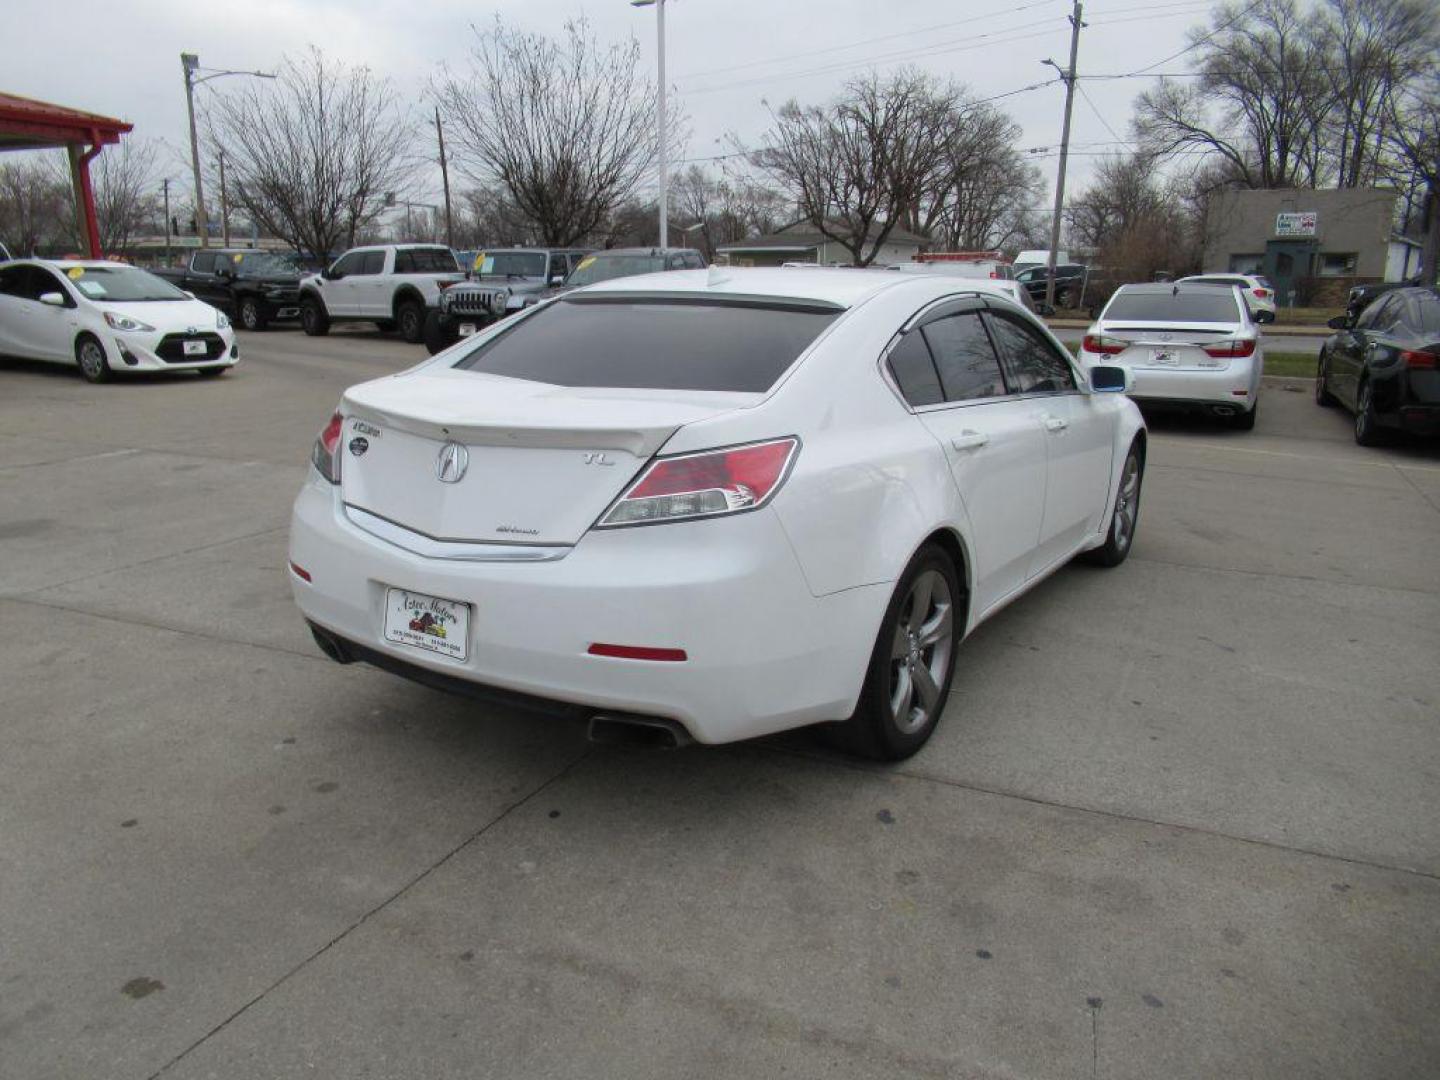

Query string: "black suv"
[[423, 246, 706, 355], [1015, 262, 1090, 309]]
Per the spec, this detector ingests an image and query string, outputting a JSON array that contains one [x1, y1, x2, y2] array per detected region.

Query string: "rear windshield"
[[566, 254, 665, 288], [1104, 290, 1241, 323], [396, 248, 459, 273], [453, 298, 839, 392]]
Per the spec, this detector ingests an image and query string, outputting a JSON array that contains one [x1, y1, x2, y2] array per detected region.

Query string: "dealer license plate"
[[183, 339, 208, 356], [1150, 349, 1177, 366], [384, 588, 469, 661], [458, 322, 478, 337]]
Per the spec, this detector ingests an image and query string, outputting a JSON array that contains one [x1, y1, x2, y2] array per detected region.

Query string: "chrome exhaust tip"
[[587, 713, 694, 749], [1212, 404, 1237, 417]]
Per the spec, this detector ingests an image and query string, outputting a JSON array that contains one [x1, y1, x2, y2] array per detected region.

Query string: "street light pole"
[[181, 53, 208, 249], [180, 54, 277, 251], [632, 0, 668, 250]]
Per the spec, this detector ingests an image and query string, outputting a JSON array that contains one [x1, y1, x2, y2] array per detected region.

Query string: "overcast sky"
[[9, 0, 1218, 222]]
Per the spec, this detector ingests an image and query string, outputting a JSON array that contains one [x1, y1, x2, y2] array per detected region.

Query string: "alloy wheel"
[[887, 570, 955, 735], [78, 340, 106, 380], [1112, 453, 1140, 551]]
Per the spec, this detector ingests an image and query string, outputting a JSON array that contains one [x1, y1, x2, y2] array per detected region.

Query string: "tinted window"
[[455, 298, 837, 393], [0, 265, 27, 297], [886, 331, 944, 407], [332, 252, 365, 276], [985, 313, 1076, 393], [30, 266, 71, 302], [921, 312, 1006, 401], [398, 248, 458, 273], [359, 251, 386, 275], [1373, 295, 1408, 334], [1413, 292, 1440, 335], [1103, 290, 1241, 323], [191, 252, 218, 274], [1356, 294, 1395, 331]]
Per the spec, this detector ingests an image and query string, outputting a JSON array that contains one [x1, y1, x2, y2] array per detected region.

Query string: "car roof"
[[1114, 282, 1241, 296], [589, 247, 703, 257], [578, 266, 991, 309]]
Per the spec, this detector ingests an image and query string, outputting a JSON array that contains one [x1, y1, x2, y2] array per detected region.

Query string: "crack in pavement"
[[145, 746, 595, 1080]]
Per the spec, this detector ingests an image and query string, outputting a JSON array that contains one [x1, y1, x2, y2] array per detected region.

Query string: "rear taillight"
[[1082, 334, 1125, 355], [1203, 339, 1257, 359], [311, 411, 343, 483], [1252, 288, 1270, 299], [1401, 350, 1437, 369], [598, 437, 799, 527]]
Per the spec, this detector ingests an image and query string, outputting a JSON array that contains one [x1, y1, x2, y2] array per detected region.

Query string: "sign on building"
[[1275, 211, 1318, 237]]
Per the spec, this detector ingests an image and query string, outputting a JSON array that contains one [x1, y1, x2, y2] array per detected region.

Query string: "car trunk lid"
[[339, 368, 756, 546], [1100, 322, 1245, 370]]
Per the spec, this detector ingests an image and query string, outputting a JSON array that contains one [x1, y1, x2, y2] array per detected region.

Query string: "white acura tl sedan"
[[289, 269, 1145, 759], [0, 260, 236, 382]]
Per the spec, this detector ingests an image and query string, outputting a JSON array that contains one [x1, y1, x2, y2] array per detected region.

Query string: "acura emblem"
[[436, 441, 469, 483]]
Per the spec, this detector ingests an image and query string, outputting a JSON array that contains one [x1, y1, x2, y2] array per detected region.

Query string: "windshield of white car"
[[565, 255, 666, 288], [453, 297, 840, 392], [476, 252, 547, 278], [65, 266, 190, 302], [1104, 291, 1241, 323]]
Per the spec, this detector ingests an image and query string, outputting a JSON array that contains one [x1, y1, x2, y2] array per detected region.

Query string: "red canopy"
[[0, 92, 134, 256]]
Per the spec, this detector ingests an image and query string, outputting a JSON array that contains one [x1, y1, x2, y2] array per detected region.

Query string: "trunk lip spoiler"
[[344, 504, 573, 562]]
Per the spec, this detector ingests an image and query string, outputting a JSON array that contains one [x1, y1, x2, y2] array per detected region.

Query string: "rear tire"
[[1315, 353, 1338, 407], [75, 334, 111, 383], [1353, 381, 1386, 446], [396, 300, 425, 343], [1228, 399, 1258, 431], [238, 296, 268, 332], [300, 296, 330, 336], [825, 543, 962, 761], [1084, 442, 1143, 567], [423, 309, 461, 356]]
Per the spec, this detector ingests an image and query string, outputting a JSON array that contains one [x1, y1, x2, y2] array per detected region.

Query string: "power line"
[[1076, 82, 1124, 144], [1119, 0, 1267, 78], [675, 0, 1065, 83]]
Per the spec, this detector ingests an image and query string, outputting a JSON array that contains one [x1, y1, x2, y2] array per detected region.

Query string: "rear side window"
[[454, 298, 838, 393], [1413, 293, 1440, 335], [921, 312, 1006, 401], [985, 313, 1076, 394], [360, 252, 386, 275], [886, 332, 944, 407], [1104, 290, 1241, 323]]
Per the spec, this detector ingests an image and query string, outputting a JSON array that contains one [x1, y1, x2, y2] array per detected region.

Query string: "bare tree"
[[1386, 71, 1440, 283], [0, 155, 73, 255], [1067, 154, 1165, 250], [672, 165, 789, 259], [203, 47, 416, 258], [1134, 0, 1332, 188], [754, 70, 958, 265], [90, 138, 161, 256], [913, 103, 1041, 252], [435, 18, 665, 247], [1318, 0, 1438, 189]]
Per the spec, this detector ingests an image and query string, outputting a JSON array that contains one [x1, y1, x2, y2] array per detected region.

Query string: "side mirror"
[[321, 266, 338, 281], [1089, 365, 1132, 394], [39, 291, 65, 307], [1326, 314, 1353, 330], [550, 274, 565, 286]]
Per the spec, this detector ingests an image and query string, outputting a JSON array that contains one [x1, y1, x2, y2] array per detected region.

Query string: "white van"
[[1014, 249, 1068, 274]]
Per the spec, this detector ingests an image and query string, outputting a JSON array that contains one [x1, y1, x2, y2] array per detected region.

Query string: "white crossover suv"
[[0, 260, 236, 382], [289, 268, 1145, 759]]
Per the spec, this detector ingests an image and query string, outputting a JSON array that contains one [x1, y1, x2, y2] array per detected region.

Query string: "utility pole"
[[1043, 0, 1084, 312], [162, 178, 172, 264], [219, 148, 230, 247], [181, 53, 209, 249], [435, 107, 454, 249]]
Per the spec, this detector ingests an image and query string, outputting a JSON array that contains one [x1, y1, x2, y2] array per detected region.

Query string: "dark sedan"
[[1316, 286, 1440, 445]]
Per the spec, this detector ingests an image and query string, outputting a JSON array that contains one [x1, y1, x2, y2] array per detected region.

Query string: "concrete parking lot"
[[2, 330, 1438, 1080]]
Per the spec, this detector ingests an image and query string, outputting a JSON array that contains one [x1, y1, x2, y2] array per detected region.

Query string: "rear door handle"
[[950, 431, 989, 451], [1042, 416, 1068, 432]]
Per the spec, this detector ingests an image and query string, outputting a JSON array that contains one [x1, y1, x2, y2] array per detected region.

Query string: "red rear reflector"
[[1401, 350, 1436, 369], [1231, 389, 1249, 396], [1082, 334, 1125, 355], [588, 643, 688, 662], [289, 561, 312, 582], [1252, 288, 1269, 298]]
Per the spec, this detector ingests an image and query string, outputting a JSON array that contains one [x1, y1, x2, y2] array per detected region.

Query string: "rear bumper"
[[1391, 404, 1440, 436], [287, 474, 889, 744], [1128, 362, 1259, 411]]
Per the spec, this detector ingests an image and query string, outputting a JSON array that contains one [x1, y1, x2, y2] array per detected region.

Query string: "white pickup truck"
[[298, 244, 463, 343]]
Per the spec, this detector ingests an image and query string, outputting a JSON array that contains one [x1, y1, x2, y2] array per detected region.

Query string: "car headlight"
[[216, 310, 231, 330], [104, 311, 155, 333]]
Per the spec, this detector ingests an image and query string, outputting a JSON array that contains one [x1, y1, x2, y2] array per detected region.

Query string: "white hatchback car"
[[1176, 272, 1277, 323], [0, 260, 236, 382], [1078, 282, 1264, 430], [289, 269, 1146, 759]]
